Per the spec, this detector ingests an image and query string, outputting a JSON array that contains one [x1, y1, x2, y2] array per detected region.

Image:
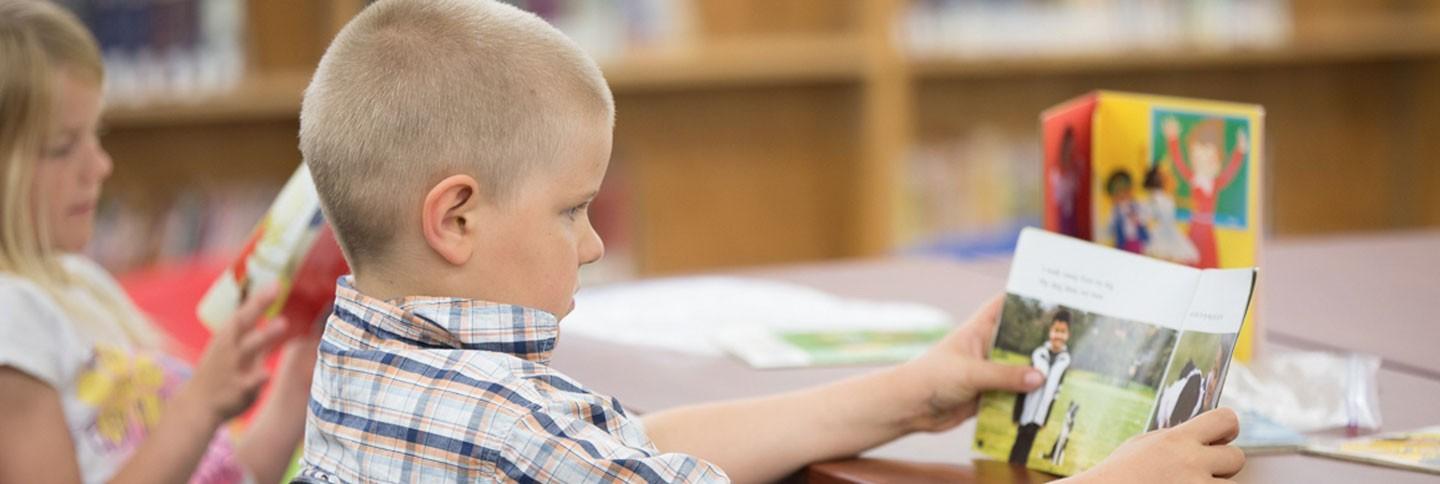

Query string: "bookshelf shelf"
[[103, 36, 862, 128], [605, 35, 863, 92], [104, 71, 310, 128], [104, 31, 1440, 128], [911, 32, 1440, 80]]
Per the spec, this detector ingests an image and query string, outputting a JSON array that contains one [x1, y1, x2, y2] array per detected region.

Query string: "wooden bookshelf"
[[98, 0, 1440, 276], [99, 33, 1440, 122], [104, 37, 861, 128], [102, 33, 1440, 127]]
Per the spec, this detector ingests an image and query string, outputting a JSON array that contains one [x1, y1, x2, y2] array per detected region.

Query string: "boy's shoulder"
[[318, 335, 591, 418], [306, 339, 678, 482]]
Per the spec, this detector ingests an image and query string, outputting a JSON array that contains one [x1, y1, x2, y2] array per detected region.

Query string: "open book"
[[973, 228, 1256, 476]]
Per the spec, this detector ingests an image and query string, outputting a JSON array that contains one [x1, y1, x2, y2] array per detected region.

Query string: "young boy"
[[1010, 309, 1073, 464], [295, 1, 1244, 482]]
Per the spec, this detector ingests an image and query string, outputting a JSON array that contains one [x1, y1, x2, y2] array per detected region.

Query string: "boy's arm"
[[642, 296, 1044, 484]]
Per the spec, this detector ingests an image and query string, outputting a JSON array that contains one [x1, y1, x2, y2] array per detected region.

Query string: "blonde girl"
[[0, 1, 316, 483]]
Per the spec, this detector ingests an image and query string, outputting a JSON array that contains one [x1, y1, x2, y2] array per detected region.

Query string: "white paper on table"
[[562, 276, 953, 357]]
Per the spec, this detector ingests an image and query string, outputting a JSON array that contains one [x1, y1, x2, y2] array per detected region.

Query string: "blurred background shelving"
[[86, 0, 1440, 280]]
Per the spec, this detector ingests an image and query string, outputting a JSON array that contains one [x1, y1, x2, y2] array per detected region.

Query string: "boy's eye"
[[565, 202, 590, 219]]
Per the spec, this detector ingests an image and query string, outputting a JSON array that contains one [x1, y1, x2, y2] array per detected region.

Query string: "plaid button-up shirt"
[[295, 277, 727, 483]]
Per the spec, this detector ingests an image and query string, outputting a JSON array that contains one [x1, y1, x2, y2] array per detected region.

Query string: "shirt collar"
[[331, 276, 560, 363]]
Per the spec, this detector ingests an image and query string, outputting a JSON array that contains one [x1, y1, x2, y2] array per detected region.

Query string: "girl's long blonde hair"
[[1, 0, 156, 349]]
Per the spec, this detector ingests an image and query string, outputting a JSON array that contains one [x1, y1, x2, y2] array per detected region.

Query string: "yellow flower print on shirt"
[[74, 345, 172, 450]]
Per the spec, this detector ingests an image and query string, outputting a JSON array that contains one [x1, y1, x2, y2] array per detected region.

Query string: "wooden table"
[[550, 231, 1440, 483]]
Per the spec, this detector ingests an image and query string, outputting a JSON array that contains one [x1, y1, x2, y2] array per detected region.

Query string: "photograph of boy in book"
[[1150, 331, 1238, 430], [1050, 126, 1084, 237], [1010, 309, 1073, 464], [1162, 115, 1249, 269], [978, 294, 1183, 475], [1141, 163, 1200, 265], [1104, 170, 1148, 255]]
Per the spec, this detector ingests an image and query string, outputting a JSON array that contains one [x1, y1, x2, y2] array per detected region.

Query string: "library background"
[[70, 0, 1440, 283]]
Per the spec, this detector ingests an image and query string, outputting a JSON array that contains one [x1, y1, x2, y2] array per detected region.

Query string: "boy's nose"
[[580, 227, 604, 265]]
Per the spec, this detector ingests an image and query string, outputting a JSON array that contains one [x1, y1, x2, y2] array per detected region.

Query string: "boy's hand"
[[1235, 130, 1249, 154], [896, 295, 1042, 432], [1070, 408, 1245, 484], [1163, 118, 1181, 140]]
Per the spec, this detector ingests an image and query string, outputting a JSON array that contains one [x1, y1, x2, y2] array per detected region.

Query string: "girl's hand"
[[175, 286, 289, 425], [233, 307, 322, 484], [272, 310, 323, 400]]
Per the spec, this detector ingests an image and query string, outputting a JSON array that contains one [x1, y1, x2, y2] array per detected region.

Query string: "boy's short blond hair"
[[301, 0, 614, 269]]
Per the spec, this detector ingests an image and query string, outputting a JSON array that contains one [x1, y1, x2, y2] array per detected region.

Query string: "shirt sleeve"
[[0, 278, 76, 388], [495, 409, 730, 484]]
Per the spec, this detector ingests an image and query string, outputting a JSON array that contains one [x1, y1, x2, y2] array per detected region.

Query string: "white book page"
[[1180, 268, 1257, 334], [1007, 228, 1199, 330]]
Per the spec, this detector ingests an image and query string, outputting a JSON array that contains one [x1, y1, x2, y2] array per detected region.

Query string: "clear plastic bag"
[[1220, 351, 1382, 434]]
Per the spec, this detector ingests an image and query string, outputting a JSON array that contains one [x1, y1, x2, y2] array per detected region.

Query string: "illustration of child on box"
[[1050, 127, 1084, 237], [1163, 117, 1248, 269], [1141, 163, 1200, 265], [1105, 170, 1148, 254]]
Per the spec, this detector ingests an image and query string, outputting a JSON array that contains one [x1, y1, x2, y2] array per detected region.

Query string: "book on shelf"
[[59, 0, 247, 105], [500, 0, 694, 61], [902, 0, 1292, 59], [898, 128, 1041, 258]]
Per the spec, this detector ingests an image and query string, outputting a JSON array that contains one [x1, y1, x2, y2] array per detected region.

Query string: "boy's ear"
[[421, 174, 483, 266]]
